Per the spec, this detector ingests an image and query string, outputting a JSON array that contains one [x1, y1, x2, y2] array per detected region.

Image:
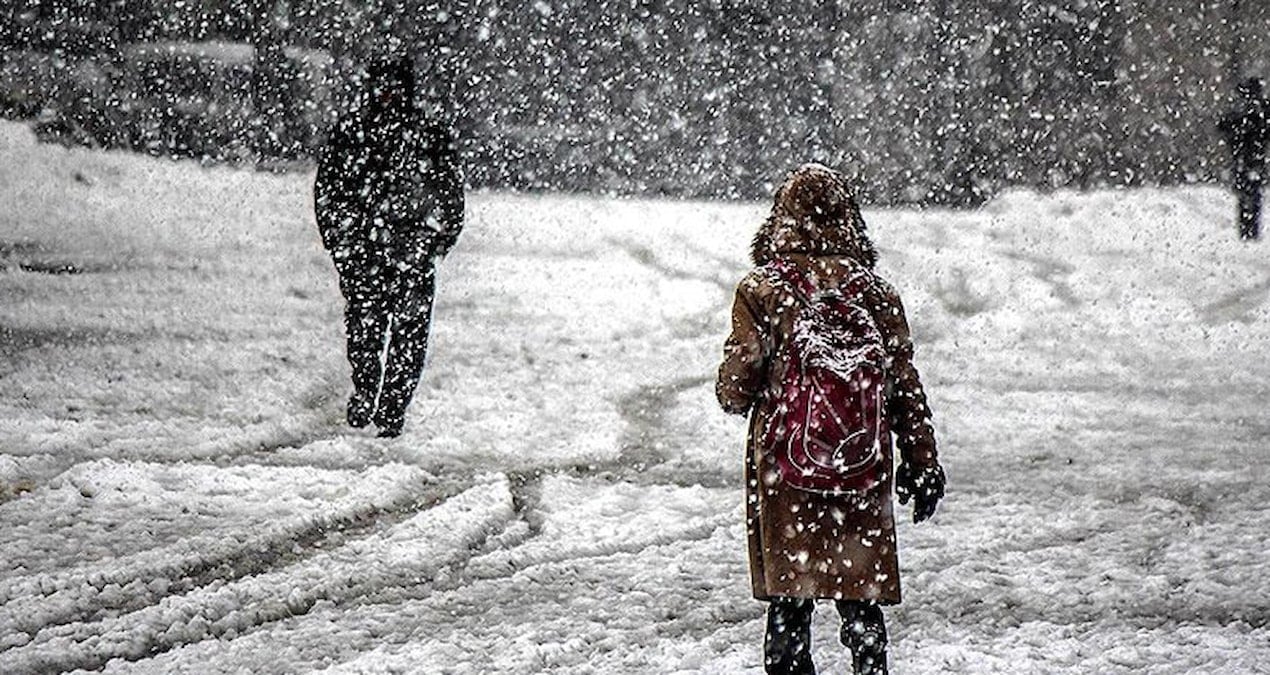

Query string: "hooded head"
[[364, 55, 416, 119], [751, 163, 877, 268]]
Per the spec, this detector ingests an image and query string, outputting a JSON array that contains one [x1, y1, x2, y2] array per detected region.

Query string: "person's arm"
[[313, 133, 355, 252], [871, 278, 944, 521], [871, 281, 937, 468], [716, 273, 768, 415], [429, 125, 465, 257]]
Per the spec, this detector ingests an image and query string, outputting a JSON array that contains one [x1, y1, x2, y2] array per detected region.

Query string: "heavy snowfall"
[[2, 118, 1268, 673]]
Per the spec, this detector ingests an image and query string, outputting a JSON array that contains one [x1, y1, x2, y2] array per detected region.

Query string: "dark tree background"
[[2, 0, 1268, 203]]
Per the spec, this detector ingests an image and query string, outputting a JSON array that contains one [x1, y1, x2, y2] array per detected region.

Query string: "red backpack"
[[762, 259, 890, 495]]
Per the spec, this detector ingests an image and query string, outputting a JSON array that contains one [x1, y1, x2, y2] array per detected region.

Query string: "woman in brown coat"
[[716, 164, 945, 675]]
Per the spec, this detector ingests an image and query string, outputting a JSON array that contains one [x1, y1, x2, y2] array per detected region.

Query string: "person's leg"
[[1247, 182, 1263, 240], [836, 600, 888, 675], [1238, 187, 1254, 240], [1236, 171, 1263, 240], [374, 262, 437, 437], [334, 249, 388, 427], [765, 597, 816, 675]]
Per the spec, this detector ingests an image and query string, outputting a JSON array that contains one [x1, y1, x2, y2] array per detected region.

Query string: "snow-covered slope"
[[1, 121, 1267, 673]]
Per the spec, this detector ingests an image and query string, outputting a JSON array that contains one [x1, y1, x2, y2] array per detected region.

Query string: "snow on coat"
[[716, 165, 939, 603]]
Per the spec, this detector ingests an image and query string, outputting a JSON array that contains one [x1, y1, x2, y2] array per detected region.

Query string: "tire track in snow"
[[313, 524, 752, 675], [679, 239, 750, 279], [1199, 274, 1270, 324], [617, 375, 713, 471], [1, 369, 348, 500], [105, 513, 742, 675], [461, 512, 734, 582], [607, 236, 736, 342], [931, 267, 993, 317], [21, 233, 738, 671], [1000, 250, 1080, 308], [0, 323, 132, 375], [493, 238, 733, 530], [97, 466, 744, 674], [0, 464, 445, 642], [498, 371, 725, 549], [353, 504, 735, 612], [607, 238, 736, 294], [0, 477, 514, 674]]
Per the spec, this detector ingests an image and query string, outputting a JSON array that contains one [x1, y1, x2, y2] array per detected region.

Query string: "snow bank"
[[467, 474, 735, 578]]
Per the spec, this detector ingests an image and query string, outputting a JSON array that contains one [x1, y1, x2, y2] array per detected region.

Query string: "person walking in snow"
[[716, 164, 945, 675], [1219, 77, 1270, 240], [314, 55, 464, 437]]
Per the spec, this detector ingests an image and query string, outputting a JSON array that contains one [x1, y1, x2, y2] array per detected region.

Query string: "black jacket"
[[315, 110, 465, 265], [1220, 98, 1270, 179]]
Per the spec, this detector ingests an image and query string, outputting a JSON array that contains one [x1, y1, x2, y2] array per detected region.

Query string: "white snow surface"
[[2, 121, 1269, 673]]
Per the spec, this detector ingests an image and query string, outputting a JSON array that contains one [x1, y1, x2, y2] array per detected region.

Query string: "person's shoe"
[[839, 602, 888, 675], [375, 420, 403, 438], [347, 392, 374, 428], [853, 649, 888, 675], [372, 397, 406, 437]]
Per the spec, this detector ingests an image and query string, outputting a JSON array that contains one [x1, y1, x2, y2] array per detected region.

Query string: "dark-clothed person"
[[717, 165, 945, 674], [314, 56, 464, 437], [1219, 77, 1270, 240]]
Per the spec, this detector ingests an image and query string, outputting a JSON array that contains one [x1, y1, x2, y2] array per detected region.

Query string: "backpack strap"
[[768, 258, 819, 308]]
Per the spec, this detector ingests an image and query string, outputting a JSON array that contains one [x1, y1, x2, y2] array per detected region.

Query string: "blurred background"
[[2, 0, 1268, 203], [3, 4, 1270, 671]]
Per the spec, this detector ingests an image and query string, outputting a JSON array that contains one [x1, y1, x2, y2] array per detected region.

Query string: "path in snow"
[[2, 122, 1269, 673]]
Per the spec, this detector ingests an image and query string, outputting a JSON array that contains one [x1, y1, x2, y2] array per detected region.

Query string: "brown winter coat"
[[716, 168, 938, 603]]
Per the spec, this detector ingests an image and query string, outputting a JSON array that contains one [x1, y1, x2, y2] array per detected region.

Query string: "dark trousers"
[[334, 247, 437, 429], [765, 598, 888, 675], [1236, 182, 1263, 240]]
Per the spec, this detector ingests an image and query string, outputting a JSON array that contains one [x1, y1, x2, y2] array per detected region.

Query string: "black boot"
[[765, 598, 816, 675], [374, 414, 404, 438], [346, 390, 374, 428], [837, 601, 888, 675]]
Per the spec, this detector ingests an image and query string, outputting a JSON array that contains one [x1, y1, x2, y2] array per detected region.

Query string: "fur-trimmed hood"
[[751, 163, 877, 268]]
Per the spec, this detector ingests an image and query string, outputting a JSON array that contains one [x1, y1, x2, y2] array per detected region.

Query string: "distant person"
[[1219, 77, 1270, 240], [716, 164, 945, 675], [314, 55, 464, 437]]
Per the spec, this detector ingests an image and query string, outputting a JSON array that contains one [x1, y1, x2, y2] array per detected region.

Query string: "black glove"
[[895, 463, 945, 524]]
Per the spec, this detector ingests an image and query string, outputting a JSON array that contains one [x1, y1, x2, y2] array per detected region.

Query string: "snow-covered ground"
[[2, 120, 1268, 674]]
